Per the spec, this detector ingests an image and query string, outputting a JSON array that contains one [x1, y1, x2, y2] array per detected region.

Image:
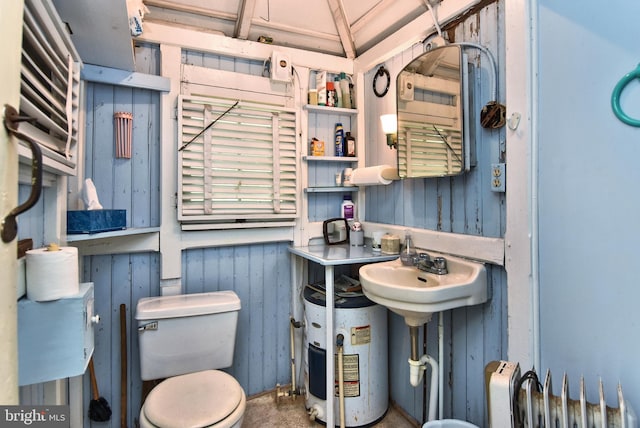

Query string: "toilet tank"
[[136, 291, 241, 380]]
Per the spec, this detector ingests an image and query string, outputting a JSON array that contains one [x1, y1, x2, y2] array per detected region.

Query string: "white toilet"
[[136, 290, 246, 428]]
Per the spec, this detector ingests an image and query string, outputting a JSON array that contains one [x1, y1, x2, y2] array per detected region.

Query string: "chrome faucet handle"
[[433, 257, 447, 271], [418, 252, 431, 260]]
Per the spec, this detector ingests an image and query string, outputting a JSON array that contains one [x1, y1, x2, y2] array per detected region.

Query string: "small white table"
[[288, 244, 397, 427]]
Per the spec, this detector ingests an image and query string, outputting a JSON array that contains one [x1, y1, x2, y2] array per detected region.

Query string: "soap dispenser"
[[400, 230, 417, 266]]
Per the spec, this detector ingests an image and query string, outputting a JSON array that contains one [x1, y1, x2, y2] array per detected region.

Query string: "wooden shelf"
[[66, 227, 160, 242], [304, 104, 359, 115], [305, 187, 358, 193], [303, 156, 359, 162], [66, 227, 160, 256]]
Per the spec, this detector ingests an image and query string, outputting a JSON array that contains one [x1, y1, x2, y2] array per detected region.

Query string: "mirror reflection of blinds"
[[398, 86, 462, 177], [20, 0, 80, 167], [179, 95, 297, 224], [397, 121, 463, 177]]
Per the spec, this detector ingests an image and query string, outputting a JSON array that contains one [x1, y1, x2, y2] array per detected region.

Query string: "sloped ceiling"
[[143, 0, 436, 58]]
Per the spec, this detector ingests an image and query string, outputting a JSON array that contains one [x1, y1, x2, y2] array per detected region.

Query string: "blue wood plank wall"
[[77, 41, 163, 427], [181, 243, 293, 395], [363, 4, 508, 425]]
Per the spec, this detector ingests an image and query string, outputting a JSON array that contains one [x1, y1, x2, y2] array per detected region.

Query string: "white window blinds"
[[20, 0, 81, 171], [178, 95, 298, 227]]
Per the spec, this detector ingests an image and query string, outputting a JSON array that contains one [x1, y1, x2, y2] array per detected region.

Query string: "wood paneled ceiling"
[[143, 0, 437, 58]]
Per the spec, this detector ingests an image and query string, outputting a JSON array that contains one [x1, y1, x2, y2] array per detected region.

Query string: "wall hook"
[[2, 104, 43, 243], [612, 63, 640, 127], [508, 112, 522, 130]]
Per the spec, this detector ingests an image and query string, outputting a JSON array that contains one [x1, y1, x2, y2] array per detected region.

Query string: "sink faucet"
[[412, 253, 448, 275]]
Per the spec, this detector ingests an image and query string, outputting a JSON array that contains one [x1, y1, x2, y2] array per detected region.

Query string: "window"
[[178, 94, 298, 228]]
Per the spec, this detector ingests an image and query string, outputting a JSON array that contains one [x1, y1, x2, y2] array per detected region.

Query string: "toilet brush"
[[88, 356, 112, 422]]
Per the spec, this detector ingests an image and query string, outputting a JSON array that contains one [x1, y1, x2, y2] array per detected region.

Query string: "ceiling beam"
[[234, 0, 258, 40], [144, 0, 236, 21], [249, 18, 340, 42], [350, 0, 397, 34], [327, 0, 356, 59]]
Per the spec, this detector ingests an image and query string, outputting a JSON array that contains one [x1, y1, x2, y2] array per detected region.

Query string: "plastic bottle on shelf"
[[334, 77, 343, 108], [343, 167, 353, 186], [334, 123, 344, 157], [341, 195, 355, 220], [316, 71, 327, 106], [339, 73, 351, 109], [326, 81, 336, 107]]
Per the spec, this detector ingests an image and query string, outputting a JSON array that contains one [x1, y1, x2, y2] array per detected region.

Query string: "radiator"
[[486, 360, 638, 428]]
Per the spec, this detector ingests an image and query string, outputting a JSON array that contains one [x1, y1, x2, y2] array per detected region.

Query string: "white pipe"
[[438, 311, 444, 419], [529, 0, 541, 374], [409, 354, 439, 422], [456, 42, 498, 102], [337, 343, 346, 428]]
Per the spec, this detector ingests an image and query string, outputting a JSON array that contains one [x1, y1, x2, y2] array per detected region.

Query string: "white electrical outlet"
[[270, 51, 292, 82], [491, 163, 506, 192]]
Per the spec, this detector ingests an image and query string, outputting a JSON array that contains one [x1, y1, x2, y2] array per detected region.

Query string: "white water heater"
[[303, 285, 388, 427]]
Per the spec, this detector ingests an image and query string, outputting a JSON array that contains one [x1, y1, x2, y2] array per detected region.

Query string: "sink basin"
[[359, 253, 487, 326]]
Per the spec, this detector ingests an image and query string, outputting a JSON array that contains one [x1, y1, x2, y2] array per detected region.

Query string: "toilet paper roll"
[[26, 246, 79, 301], [350, 165, 398, 186]]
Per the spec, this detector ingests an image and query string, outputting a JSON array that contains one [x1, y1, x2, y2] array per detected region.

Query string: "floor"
[[242, 390, 420, 428]]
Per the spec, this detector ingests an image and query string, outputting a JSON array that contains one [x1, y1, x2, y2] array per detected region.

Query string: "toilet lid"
[[144, 370, 243, 428]]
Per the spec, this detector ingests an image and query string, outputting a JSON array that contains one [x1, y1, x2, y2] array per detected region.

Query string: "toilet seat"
[[142, 370, 245, 428]]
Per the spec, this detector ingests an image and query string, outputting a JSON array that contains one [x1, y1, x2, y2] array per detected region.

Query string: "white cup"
[[371, 231, 384, 251]]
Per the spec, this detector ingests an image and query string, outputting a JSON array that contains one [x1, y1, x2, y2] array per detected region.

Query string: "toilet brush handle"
[[89, 358, 99, 400]]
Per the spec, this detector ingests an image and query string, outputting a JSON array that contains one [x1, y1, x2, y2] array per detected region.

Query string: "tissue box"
[[67, 209, 126, 234]]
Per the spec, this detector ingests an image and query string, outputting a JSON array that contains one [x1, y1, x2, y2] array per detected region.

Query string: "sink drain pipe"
[[408, 326, 438, 422]]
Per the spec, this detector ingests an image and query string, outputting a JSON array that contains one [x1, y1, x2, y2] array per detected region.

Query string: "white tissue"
[[82, 178, 103, 210]]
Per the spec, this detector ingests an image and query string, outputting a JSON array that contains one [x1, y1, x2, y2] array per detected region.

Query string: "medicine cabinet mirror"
[[396, 45, 470, 178]]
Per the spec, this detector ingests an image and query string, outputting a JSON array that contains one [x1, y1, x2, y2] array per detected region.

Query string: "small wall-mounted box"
[[18, 283, 95, 386], [67, 209, 126, 234]]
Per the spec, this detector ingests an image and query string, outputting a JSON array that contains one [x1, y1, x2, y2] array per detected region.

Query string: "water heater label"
[[334, 354, 360, 397], [351, 325, 371, 345]]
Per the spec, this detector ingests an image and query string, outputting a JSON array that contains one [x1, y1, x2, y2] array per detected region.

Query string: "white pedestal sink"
[[359, 253, 488, 326]]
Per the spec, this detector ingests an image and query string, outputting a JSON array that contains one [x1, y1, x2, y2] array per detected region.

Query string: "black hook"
[[2, 104, 43, 243]]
